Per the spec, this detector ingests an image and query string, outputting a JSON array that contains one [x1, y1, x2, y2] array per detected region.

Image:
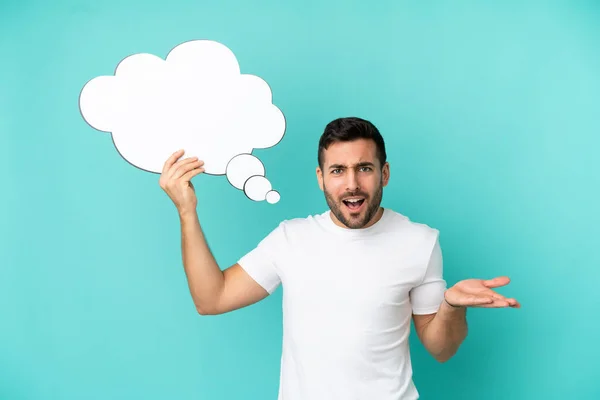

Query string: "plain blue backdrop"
[[1, 1, 599, 399]]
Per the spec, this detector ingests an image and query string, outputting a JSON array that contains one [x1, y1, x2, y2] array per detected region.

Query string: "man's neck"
[[330, 206, 384, 229]]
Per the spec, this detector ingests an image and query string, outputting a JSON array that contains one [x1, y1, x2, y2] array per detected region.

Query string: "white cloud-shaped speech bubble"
[[78, 39, 285, 203]]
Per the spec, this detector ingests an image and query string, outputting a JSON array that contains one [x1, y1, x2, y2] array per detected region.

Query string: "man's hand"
[[414, 276, 520, 362], [159, 149, 205, 216], [444, 276, 521, 309]]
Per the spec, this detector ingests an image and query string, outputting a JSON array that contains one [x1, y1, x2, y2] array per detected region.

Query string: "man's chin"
[[342, 211, 369, 228]]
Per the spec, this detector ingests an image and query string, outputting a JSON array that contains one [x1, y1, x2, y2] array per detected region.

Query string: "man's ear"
[[382, 162, 390, 187], [316, 167, 324, 191]]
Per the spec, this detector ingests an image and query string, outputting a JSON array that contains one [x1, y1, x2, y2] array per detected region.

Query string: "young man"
[[159, 117, 520, 399]]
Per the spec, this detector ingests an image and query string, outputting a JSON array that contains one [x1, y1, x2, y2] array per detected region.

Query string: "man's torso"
[[270, 209, 440, 399]]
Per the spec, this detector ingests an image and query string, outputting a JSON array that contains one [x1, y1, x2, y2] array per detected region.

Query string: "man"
[[159, 117, 520, 399]]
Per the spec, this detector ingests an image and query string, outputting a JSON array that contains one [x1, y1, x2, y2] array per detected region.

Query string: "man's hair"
[[318, 117, 387, 169]]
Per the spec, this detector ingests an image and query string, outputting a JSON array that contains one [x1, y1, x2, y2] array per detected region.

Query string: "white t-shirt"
[[237, 207, 446, 400]]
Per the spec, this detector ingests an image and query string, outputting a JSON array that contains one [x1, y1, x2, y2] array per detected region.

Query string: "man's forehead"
[[323, 141, 377, 165]]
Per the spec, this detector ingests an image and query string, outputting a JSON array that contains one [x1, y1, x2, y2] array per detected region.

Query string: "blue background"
[[1, 0, 599, 398]]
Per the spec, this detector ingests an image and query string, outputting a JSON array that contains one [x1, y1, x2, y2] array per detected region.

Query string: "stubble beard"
[[323, 181, 383, 229]]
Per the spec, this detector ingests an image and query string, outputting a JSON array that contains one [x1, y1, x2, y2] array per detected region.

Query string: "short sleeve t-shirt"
[[237, 207, 446, 400]]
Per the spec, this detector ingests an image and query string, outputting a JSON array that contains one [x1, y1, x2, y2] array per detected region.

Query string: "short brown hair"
[[318, 117, 387, 169]]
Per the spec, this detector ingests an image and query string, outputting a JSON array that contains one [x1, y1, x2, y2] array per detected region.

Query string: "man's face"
[[316, 138, 390, 229]]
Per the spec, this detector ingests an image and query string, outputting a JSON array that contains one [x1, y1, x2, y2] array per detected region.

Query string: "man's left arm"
[[413, 299, 468, 363], [411, 239, 520, 363]]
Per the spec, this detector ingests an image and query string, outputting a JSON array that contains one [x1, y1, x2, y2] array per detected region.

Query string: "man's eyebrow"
[[329, 163, 346, 169], [328, 162, 375, 169]]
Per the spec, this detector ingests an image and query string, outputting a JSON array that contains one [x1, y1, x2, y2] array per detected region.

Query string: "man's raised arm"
[[160, 150, 270, 315]]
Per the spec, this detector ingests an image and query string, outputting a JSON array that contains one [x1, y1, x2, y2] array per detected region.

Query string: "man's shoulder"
[[384, 208, 440, 237], [277, 210, 328, 231], [257, 212, 327, 248]]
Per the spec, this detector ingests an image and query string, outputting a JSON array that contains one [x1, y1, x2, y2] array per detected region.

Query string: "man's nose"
[[345, 170, 360, 191]]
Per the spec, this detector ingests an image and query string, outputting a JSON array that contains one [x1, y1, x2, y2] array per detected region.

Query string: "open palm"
[[445, 276, 520, 308]]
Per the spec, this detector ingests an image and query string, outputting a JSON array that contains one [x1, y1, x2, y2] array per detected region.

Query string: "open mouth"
[[342, 198, 365, 212]]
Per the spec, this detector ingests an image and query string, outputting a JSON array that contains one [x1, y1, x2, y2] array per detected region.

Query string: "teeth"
[[346, 199, 362, 203]]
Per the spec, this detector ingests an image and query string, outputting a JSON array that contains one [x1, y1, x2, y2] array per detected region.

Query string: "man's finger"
[[476, 297, 521, 308], [506, 298, 521, 308], [477, 299, 512, 308], [171, 160, 203, 181], [162, 149, 185, 175], [482, 288, 508, 301], [462, 295, 494, 306], [483, 276, 511, 288], [181, 166, 205, 182], [168, 157, 200, 179]]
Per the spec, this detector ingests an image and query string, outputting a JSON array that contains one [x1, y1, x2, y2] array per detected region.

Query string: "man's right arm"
[[159, 149, 271, 316], [179, 209, 270, 315]]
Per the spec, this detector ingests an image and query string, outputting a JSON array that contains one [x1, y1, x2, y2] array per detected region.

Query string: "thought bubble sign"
[[79, 39, 285, 203]]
